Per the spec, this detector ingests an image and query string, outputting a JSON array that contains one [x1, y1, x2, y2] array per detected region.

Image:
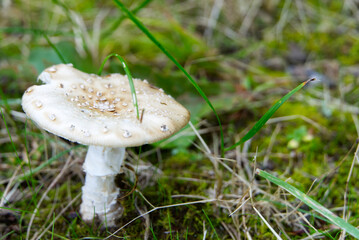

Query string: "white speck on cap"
[[48, 113, 56, 121], [160, 124, 169, 132], [22, 64, 190, 147], [123, 130, 131, 138], [35, 100, 43, 108]]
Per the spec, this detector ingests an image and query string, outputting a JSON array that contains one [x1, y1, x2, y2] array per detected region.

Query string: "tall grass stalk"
[[112, 0, 225, 156]]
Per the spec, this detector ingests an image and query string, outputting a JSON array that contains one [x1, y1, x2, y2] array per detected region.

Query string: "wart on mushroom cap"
[[22, 64, 190, 147]]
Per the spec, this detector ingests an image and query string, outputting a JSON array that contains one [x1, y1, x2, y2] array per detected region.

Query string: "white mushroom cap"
[[22, 64, 190, 147]]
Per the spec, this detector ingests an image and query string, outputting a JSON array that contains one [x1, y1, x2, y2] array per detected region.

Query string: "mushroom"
[[22, 64, 190, 226]]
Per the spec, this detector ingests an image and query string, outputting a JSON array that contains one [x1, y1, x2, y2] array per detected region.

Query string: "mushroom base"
[[79, 146, 125, 226], [80, 174, 122, 225]]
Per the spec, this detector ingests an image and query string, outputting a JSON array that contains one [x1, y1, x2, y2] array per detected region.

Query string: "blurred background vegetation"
[[1, 0, 359, 239]]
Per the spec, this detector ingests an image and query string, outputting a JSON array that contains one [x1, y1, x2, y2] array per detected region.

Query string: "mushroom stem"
[[79, 146, 125, 226]]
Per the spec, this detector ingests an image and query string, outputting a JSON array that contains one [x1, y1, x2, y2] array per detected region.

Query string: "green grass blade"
[[51, 214, 55, 240], [0, 206, 32, 214], [202, 209, 220, 240], [102, 0, 152, 39], [98, 53, 139, 119], [112, 0, 224, 156], [43, 34, 67, 64], [256, 169, 359, 239], [0, 27, 70, 36], [167, 210, 173, 240], [0, 231, 14, 240], [225, 78, 315, 151], [150, 225, 158, 240]]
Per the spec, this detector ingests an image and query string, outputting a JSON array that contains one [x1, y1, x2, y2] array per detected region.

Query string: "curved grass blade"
[[112, 0, 224, 156], [225, 78, 315, 151], [98, 53, 139, 119], [256, 169, 359, 239]]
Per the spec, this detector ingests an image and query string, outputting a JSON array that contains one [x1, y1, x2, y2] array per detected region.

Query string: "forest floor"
[[1, 0, 359, 239]]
